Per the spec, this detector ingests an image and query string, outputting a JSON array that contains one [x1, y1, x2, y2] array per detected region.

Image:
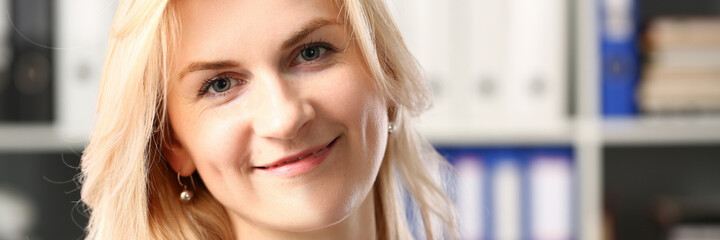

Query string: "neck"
[[230, 191, 378, 240]]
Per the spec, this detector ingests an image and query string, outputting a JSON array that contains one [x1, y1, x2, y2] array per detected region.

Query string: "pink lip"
[[253, 137, 338, 177]]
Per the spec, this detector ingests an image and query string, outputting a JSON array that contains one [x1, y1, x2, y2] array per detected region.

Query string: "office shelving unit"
[[1, 0, 719, 239], [421, 0, 720, 239]]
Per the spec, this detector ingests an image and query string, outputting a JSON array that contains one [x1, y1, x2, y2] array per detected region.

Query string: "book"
[[391, 0, 456, 136], [529, 149, 573, 240], [639, 17, 720, 114], [504, 0, 569, 132], [491, 153, 523, 240], [599, 0, 640, 117], [453, 0, 508, 134], [639, 67, 720, 113], [453, 151, 485, 239], [440, 146, 575, 239], [54, 0, 116, 139]]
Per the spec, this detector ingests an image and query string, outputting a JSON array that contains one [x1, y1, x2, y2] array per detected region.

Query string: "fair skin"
[[163, 0, 387, 239]]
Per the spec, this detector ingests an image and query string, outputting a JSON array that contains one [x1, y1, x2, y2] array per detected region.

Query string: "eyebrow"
[[281, 18, 339, 49], [176, 18, 339, 81], [176, 60, 239, 81]]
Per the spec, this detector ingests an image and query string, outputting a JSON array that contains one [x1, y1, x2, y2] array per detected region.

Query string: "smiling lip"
[[253, 137, 338, 176]]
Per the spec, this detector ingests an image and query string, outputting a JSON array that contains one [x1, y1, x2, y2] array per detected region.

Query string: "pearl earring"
[[178, 173, 194, 203], [388, 122, 396, 133]]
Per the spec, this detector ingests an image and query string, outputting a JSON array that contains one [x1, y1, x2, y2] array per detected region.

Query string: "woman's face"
[[165, 0, 388, 232]]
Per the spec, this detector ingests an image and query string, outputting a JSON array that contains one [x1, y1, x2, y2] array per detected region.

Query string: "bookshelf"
[[1, 0, 719, 239], [580, 1, 720, 240], [419, 0, 720, 239]]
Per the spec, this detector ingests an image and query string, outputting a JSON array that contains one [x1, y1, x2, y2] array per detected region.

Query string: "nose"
[[252, 73, 314, 140]]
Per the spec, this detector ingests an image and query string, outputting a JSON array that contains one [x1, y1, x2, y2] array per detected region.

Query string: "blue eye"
[[199, 73, 244, 97], [292, 44, 331, 64], [300, 46, 323, 61], [210, 77, 233, 93]]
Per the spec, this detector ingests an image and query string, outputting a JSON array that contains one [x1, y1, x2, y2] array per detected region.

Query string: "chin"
[[246, 205, 350, 233], [258, 184, 367, 233], [284, 194, 359, 232], [283, 211, 351, 232]]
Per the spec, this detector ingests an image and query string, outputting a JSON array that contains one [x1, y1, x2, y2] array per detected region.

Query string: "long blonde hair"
[[80, 0, 457, 239]]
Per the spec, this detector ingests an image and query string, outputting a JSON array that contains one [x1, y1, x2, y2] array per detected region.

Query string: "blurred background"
[[0, 0, 719, 239]]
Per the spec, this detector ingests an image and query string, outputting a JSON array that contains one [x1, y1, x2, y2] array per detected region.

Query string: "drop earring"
[[388, 122, 396, 133], [178, 173, 194, 203]]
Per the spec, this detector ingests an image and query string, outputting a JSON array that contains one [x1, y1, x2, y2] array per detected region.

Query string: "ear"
[[162, 137, 196, 177]]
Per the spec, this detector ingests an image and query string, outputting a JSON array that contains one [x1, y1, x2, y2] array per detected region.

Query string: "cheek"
[[176, 109, 257, 207], [198, 121, 240, 161], [320, 67, 387, 129], [168, 95, 251, 172], [321, 65, 388, 174], [193, 111, 253, 171]]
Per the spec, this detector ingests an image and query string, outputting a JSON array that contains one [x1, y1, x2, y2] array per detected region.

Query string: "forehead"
[[173, 0, 343, 66]]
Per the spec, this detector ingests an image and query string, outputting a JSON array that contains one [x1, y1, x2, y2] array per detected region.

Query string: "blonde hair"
[[80, 0, 457, 239]]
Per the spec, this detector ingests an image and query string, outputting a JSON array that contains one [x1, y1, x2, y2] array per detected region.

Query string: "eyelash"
[[197, 40, 337, 97], [290, 40, 337, 66], [197, 72, 244, 97]]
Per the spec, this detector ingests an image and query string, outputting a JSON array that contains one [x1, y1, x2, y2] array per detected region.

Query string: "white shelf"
[[424, 125, 574, 146], [0, 124, 87, 152], [422, 114, 720, 146], [602, 115, 720, 145], [12, 114, 720, 153]]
